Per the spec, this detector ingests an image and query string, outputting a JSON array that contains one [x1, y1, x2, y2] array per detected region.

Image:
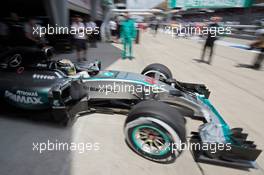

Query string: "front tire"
[[124, 101, 186, 163], [141, 63, 173, 82]]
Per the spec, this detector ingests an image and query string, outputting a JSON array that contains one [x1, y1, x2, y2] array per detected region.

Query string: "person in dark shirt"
[[24, 17, 41, 47], [0, 18, 8, 48], [201, 17, 222, 64], [7, 13, 25, 47], [249, 30, 264, 70]]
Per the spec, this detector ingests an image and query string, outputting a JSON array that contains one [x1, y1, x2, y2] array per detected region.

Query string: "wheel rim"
[[131, 125, 171, 156], [143, 70, 168, 81]]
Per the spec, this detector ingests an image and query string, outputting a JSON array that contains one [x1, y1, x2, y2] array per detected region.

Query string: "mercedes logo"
[[9, 54, 22, 68]]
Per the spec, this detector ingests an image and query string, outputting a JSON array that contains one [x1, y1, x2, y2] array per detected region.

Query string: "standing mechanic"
[[200, 17, 222, 64], [120, 13, 137, 59]]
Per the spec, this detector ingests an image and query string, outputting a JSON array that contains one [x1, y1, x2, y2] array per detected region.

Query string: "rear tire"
[[124, 100, 186, 163]]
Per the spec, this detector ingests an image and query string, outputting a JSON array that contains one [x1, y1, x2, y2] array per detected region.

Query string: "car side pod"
[[190, 131, 262, 169], [52, 97, 89, 126], [50, 79, 90, 126]]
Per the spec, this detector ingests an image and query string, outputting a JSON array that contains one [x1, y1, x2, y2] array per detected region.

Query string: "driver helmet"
[[57, 59, 76, 76]]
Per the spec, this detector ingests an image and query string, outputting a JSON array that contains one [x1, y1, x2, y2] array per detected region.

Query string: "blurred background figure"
[[7, 12, 25, 47], [0, 18, 8, 49], [86, 15, 97, 48], [109, 18, 117, 42], [116, 18, 121, 43], [200, 16, 222, 64], [71, 16, 87, 62], [152, 19, 159, 37], [120, 13, 137, 59], [100, 0, 115, 42], [24, 17, 42, 47], [249, 29, 264, 70]]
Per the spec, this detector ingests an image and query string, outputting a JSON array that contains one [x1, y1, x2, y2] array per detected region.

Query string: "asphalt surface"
[[0, 32, 264, 175]]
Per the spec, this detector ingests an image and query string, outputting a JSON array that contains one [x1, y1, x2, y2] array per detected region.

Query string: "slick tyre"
[[124, 100, 186, 163], [141, 63, 173, 82]]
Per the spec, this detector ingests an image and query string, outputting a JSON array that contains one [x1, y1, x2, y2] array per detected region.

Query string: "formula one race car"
[[0, 47, 261, 169]]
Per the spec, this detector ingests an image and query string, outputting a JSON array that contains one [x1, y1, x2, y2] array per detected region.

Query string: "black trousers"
[[253, 49, 264, 69], [89, 32, 97, 47], [201, 40, 215, 64]]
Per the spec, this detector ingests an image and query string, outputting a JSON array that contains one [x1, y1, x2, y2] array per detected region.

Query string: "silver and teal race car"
[[0, 47, 261, 169]]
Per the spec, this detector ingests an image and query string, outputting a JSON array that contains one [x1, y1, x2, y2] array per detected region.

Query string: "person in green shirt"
[[120, 13, 137, 59]]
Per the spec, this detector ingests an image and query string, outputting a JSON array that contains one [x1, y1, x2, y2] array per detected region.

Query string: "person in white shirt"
[[71, 16, 87, 62]]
